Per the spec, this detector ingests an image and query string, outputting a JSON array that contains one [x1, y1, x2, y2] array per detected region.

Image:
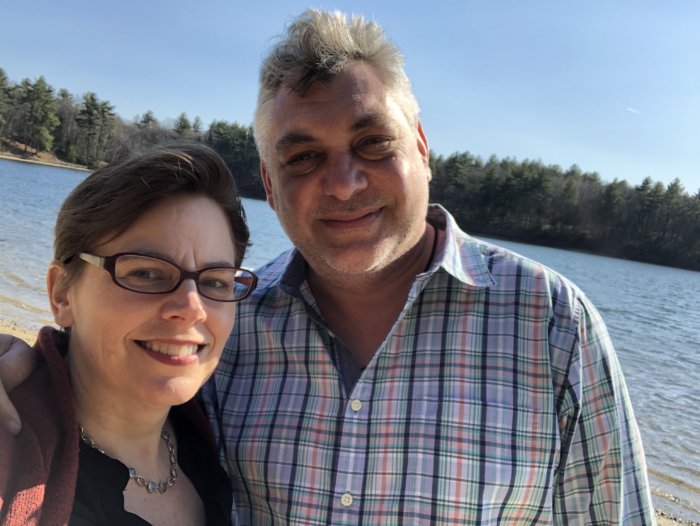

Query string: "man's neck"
[[308, 224, 437, 366]]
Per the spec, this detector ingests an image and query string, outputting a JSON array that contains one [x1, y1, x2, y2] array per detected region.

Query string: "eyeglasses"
[[77, 252, 257, 303]]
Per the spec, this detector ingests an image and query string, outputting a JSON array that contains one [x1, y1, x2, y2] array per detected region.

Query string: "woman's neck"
[[68, 354, 171, 469]]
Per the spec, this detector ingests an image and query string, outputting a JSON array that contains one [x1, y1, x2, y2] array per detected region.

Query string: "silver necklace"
[[78, 424, 178, 494]]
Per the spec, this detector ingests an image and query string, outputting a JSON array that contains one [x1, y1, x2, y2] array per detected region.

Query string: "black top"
[[69, 406, 232, 525]]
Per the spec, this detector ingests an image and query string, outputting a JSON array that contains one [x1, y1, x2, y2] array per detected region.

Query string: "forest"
[[1, 68, 698, 271]]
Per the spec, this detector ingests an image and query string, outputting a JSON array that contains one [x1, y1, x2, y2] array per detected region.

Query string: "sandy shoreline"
[[0, 323, 696, 525], [1, 320, 40, 344], [0, 152, 91, 172]]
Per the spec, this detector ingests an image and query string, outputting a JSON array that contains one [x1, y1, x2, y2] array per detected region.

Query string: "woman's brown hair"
[[54, 142, 250, 286]]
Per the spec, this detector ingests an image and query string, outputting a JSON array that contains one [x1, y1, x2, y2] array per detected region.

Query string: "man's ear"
[[260, 160, 276, 210], [416, 120, 431, 180], [46, 262, 75, 328]]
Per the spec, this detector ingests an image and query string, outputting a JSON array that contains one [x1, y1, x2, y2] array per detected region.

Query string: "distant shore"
[[0, 152, 91, 172]]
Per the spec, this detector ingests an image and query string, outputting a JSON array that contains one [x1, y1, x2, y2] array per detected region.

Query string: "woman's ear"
[[47, 262, 75, 328]]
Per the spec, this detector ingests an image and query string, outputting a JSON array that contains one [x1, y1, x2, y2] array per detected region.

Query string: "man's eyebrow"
[[275, 132, 316, 156]]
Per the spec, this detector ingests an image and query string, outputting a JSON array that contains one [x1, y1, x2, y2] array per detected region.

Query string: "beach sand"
[[1, 320, 39, 345], [0, 322, 694, 525]]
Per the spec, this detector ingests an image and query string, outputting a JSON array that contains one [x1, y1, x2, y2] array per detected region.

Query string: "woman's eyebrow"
[[115, 250, 235, 269]]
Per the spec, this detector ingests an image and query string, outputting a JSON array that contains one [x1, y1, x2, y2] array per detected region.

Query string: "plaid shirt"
[[204, 205, 655, 525]]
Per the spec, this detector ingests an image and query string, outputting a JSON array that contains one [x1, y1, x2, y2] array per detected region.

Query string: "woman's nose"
[[161, 279, 207, 324]]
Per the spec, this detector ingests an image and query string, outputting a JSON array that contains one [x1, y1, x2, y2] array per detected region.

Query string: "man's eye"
[[283, 151, 321, 175], [287, 151, 317, 164], [356, 137, 394, 159]]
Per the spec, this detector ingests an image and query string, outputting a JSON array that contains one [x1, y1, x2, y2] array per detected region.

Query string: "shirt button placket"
[[334, 391, 366, 520]]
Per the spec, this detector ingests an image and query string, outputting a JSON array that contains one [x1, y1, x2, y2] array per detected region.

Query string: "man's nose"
[[323, 152, 368, 200]]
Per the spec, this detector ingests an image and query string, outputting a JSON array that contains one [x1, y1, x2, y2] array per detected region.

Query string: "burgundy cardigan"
[[0, 327, 216, 526]]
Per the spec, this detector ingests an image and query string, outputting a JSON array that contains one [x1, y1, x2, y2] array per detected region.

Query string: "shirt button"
[[340, 492, 353, 507], [350, 399, 363, 412]]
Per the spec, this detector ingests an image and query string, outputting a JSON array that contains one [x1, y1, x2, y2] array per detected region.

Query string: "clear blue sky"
[[2, 0, 699, 193]]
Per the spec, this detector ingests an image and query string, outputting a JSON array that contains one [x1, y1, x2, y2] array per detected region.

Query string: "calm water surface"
[[0, 158, 698, 520]]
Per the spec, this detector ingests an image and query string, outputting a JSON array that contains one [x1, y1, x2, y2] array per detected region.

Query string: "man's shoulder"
[[452, 231, 556, 282], [455, 233, 589, 313], [238, 248, 298, 311], [229, 249, 302, 347], [434, 205, 573, 293], [252, 249, 295, 286]]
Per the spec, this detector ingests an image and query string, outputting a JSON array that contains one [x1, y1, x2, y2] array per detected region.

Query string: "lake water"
[[0, 158, 698, 521]]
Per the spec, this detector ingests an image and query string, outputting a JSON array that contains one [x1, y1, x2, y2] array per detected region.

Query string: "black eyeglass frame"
[[77, 252, 258, 303]]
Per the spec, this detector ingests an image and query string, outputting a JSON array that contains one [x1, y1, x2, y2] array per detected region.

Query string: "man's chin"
[[308, 247, 394, 278]]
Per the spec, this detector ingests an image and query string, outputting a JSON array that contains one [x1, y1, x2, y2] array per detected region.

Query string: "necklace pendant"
[[147, 481, 158, 493]]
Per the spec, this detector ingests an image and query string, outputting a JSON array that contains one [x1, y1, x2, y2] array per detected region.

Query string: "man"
[[1, 9, 655, 525]]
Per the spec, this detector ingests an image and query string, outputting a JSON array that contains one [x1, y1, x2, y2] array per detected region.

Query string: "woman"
[[0, 144, 256, 525]]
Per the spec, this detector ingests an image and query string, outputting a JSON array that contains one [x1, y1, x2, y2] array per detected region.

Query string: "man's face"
[[261, 61, 432, 280]]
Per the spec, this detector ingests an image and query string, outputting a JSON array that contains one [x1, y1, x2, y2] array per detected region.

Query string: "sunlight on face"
[[262, 62, 431, 280], [55, 195, 238, 413]]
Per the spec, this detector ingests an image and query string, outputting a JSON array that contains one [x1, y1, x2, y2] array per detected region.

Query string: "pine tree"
[[174, 112, 192, 138], [76, 92, 115, 167], [192, 116, 203, 134], [0, 68, 8, 131], [53, 89, 80, 162], [13, 76, 59, 152]]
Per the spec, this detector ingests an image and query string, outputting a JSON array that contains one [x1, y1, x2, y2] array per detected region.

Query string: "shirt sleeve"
[[550, 289, 656, 525]]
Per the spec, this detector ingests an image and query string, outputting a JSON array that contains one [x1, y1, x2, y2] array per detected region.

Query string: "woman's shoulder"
[[1, 329, 79, 525]]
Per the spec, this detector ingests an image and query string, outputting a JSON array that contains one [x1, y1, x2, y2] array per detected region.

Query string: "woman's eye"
[[200, 277, 231, 290], [128, 268, 165, 281]]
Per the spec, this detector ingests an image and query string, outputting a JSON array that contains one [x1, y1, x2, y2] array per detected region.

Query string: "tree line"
[[1, 68, 698, 271], [430, 153, 699, 271]]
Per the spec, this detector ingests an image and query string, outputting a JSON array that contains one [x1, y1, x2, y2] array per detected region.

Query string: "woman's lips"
[[135, 340, 205, 365]]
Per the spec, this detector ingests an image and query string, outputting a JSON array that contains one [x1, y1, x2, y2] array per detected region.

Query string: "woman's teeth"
[[141, 341, 200, 357]]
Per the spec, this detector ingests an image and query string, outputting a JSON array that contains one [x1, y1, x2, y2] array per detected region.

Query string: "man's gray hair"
[[253, 8, 420, 163]]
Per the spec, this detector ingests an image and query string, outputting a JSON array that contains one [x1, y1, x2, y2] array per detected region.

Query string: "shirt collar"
[[428, 204, 496, 288]]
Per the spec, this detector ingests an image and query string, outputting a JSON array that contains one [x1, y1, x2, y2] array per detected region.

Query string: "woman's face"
[[49, 194, 238, 411]]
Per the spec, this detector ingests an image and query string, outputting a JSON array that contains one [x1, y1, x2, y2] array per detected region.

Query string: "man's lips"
[[319, 208, 381, 226]]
